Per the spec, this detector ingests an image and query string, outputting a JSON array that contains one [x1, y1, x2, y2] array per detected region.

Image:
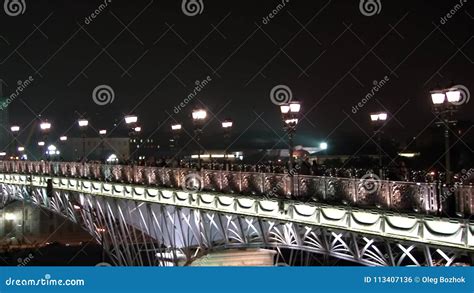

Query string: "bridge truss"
[[0, 174, 472, 266]]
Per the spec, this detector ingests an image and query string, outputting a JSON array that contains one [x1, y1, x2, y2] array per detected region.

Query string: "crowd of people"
[[102, 156, 473, 184]]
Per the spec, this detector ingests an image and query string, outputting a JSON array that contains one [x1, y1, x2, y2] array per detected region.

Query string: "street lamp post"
[[10, 125, 20, 159], [222, 119, 233, 169], [125, 115, 138, 162], [171, 123, 182, 163], [78, 119, 89, 162], [192, 109, 207, 170], [430, 86, 462, 185], [40, 121, 52, 160], [370, 112, 388, 179], [171, 124, 182, 147], [99, 130, 107, 162], [280, 101, 301, 170]]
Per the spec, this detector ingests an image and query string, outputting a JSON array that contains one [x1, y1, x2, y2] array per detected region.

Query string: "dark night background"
[[0, 0, 473, 164]]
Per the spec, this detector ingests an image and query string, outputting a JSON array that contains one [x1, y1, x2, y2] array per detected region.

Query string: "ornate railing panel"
[[0, 160, 472, 216]]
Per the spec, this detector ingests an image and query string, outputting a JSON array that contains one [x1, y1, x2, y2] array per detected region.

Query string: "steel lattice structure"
[[0, 173, 473, 266]]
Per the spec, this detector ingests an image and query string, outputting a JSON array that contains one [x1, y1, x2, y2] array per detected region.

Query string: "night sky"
[[1, 0, 473, 151]]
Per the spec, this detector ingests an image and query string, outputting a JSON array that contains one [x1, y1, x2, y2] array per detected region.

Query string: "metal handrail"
[[0, 160, 472, 216]]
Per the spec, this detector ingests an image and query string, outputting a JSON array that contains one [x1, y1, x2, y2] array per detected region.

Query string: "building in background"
[[60, 137, 130, 162]]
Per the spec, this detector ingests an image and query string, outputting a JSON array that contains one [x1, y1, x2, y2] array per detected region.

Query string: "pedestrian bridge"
[[0, 161, 473, 266]]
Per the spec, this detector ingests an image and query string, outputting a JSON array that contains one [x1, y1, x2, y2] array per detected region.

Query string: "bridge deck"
[[1, 161, 473, 216], [1, 173, 473, 252]]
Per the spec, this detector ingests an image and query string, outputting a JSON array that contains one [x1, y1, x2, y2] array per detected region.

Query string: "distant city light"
[[10, 126, 20, 132], [99, 130, 107, 135], [17, 146, 25, 152], [106, 154, 118, 163], [38, 141, 45, 146], [0, 152, 6, 156], [171, 124, 182, 131], [125, 115, 138, 124], [399, 152, 420, 158], [46, 145, 60, 156], [40, 122, 51, 130], [134, 126, 142, 132], [60, 136, 68, 141], [222, 120, 233, 128], [78, 119, 89, 127]]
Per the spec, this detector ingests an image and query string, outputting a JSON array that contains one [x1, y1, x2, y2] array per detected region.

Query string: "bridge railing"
[[0, 160, 472, 216]]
